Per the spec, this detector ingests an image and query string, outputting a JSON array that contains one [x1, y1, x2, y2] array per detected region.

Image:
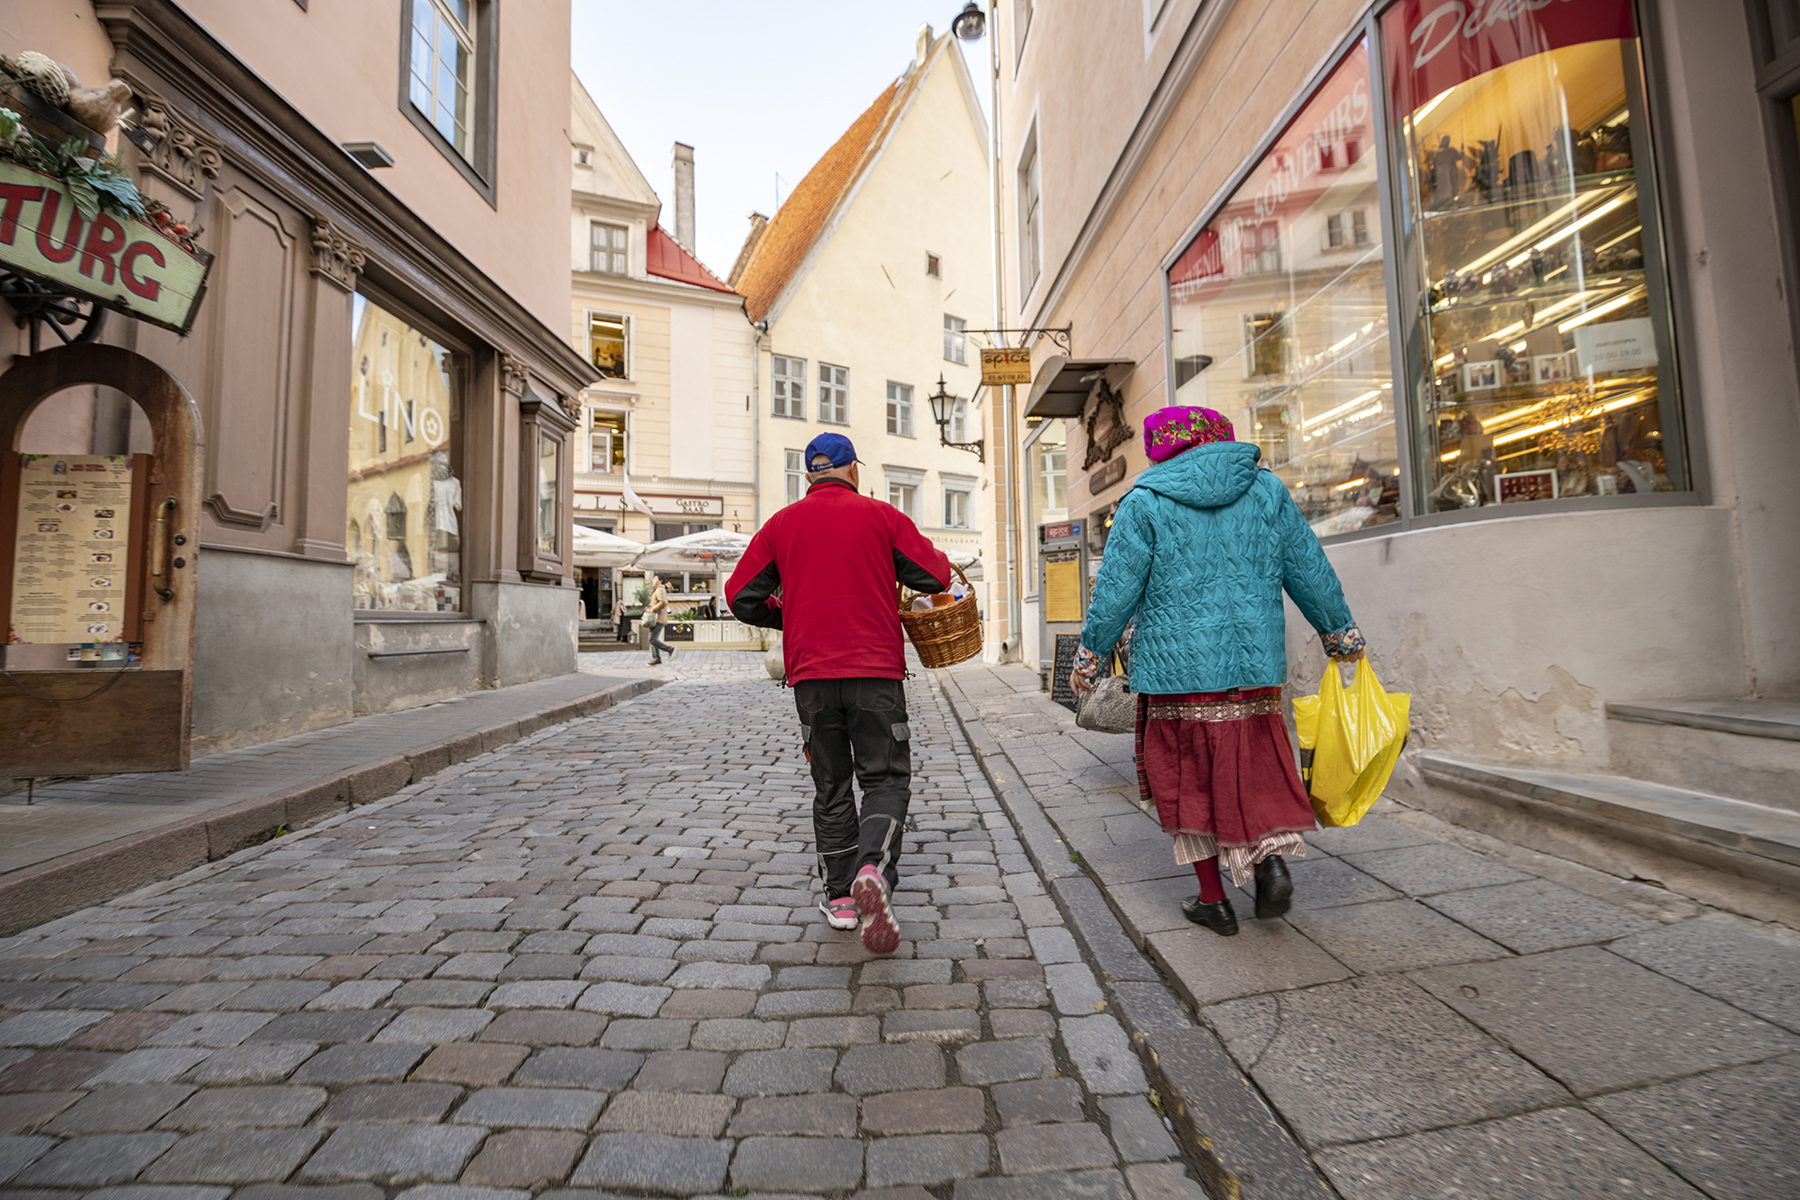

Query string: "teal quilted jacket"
[[1080, 441, 1355, 695]]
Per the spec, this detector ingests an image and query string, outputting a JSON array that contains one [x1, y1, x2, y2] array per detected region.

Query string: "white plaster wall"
[[669, 303, 716, 478], [712, 306, 756, 491], [1284, 506, 1750, 777]]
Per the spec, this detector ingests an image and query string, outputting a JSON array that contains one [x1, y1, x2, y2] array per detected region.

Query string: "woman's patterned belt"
[[1144, 686, 1283, 722]]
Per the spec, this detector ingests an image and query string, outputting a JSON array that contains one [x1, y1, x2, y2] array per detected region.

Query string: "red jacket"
[[727, 478, 952, 683]]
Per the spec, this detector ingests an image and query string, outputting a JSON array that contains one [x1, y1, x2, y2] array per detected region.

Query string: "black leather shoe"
[[1181, 895, 1238, 936], [1254, 855, 1293, 920]]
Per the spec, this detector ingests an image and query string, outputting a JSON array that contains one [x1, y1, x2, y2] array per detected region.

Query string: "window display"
[[1168, 39, 1398, 536], [1382, 0, 1685, 510], [349, 296, 463, 611]]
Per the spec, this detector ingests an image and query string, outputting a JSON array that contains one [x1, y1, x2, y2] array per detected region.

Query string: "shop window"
[[818, 362, 849, 424], [944, 314, 968, 364], [590, 222, 628, 275], [1168, 39, 1396, 537], [785, 449, 805, 505], [887, 382, 915, 437], [1024, 419, 1067, 590], [590, 313, 629, 379], [518, 389, 573, 577], [589, 410, 626, 473], [1382, 0, 1685, 513], [401, 0, 495, 201], [772, 354, 807, 418], [349, 295, 463, 612]]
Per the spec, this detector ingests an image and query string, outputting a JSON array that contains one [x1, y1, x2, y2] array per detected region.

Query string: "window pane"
[[1380, 4, 1683, 513], [350, 295, 462, 611], [590, 411, 626, 472], [591, 314, 627, 378], [1168, 40, 1396, 535], [538, 433, 559, 555]]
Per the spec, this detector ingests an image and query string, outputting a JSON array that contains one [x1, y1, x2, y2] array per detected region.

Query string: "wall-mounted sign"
[[1573, 318, 1659, 374], [1088, 457, 1127, 494], [0, 162, 213, 334], [1039, 520, 1082, 543], [980, 347, 1032, 387], [575, 490, 724, 517], [9, 454, 134, 644]]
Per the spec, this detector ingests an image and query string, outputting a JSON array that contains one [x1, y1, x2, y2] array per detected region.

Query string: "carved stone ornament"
[[555, 391, 581, 422], [1081, 378, 1135, 471], [124, 79, 223, 202], [501, 352, 529, 397], [204, 492, 277, 532], [309, 218, 367, 291]]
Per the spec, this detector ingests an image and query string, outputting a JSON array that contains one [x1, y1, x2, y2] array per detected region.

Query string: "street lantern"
[[951, 2, 986, 41], [928, 375, 985, 463]]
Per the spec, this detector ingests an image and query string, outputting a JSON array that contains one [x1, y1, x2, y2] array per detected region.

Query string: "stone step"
[[1605, 699, 1800, 813]]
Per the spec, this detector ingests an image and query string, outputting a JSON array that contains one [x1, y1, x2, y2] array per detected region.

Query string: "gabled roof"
[[734, 74, 912, 323], [647, 225, 736, 293], [569, 71, 660, 210]]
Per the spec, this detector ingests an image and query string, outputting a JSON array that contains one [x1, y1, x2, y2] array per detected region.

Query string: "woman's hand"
[[1070, 644, 1103, 697]]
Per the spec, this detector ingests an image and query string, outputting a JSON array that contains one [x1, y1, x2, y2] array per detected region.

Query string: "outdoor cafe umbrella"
[[570, 525, 645, 569], [630, 528, 754, 576], [947, 549, 982, 582]]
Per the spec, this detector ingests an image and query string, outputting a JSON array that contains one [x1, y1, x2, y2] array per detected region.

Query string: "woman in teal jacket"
[[1072, 406, 1365, 935]]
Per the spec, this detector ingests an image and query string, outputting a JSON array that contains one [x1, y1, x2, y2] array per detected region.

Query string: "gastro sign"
[[575, 491, 725, 517], [980, 347, 1032, 387], [0, 162, 212, 334]]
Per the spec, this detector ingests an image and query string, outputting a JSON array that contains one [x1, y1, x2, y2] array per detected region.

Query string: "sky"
[[571, 1, 990, 277]]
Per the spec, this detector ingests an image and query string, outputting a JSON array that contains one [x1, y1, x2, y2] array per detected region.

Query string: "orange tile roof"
[[735, 73, 912, 323]]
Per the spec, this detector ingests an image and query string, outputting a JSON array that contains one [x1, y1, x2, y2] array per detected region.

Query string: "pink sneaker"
[[850, 865, 900, 955]]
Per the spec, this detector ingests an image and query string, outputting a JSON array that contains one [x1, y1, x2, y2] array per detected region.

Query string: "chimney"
[[915, 23, 934, 70], [672, 142, 696, 255]]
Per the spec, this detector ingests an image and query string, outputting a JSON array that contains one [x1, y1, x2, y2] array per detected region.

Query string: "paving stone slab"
[[569, 1131, 730, 1196], [1588, 1055, 1800, 1200], [412, 1043, 528, 1087], [0, 1009, 112, 1046], [1339, 843, 1530, 896], [1314, 1105, 1704, 1199], [485, 981, 586, 1010], [1059, 1016, 1145, 1095], [1144, 922, 1350, 1008], [0, 1090, 80, 1133], [727, 1094, 859, 1138], [318, 1083, 461, 1126], [375, 1008, 494, 1043], [1204, 975, 1568, 1147], [861, 1086, 986, 1134], [1121, 1162, 1207, 1200], [140, 1128, 326, 1184], [594, 1091, 735, 1136], [951, 1167, 1131, 1199], [183, 1043, 316, 1084], [248, 1011, 393, 1044], [289, 1043, 428, 1085], [786, 1015, 880, 1048], [995, 1121, 1117, 1174], [632, 1049, 727, 1092], [731, 1136, 863, 1194], [692, 1018, 786, 1052], [575, 982, 670, 1017], [458, 1129, 587, 1189], [1419, 879, 1658, 954], [454, 1087, 606, 1128], [1285, 898, 1510, 974], [955, 1037, 1054, 1085], [1411, 946, 1799, 1095], [598, 1018, 692, 1050], [992, 1078, 1084, 1126], [0, 1133, 54, 1183], [157, 1085, 326, 1129], [144, 1012, 276, 1047], [1607, 917, 1800, 1033], [1097, 1094, 1178, 1163], [300, 1125, 489, 1186], [44, 1083, 195, 1133], [1305, 815, 1439, 855], [836, 1043, 945, 1094], [513, 1048, 642, 1090], [864, 1133, 991, 1188], [880, 1010, 980, 1045], [723, 1048, 836, 1096], [12, 1131, 179, 1187]]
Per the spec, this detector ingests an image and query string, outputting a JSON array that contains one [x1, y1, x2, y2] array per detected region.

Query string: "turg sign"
[[0, 161, 212, 334]]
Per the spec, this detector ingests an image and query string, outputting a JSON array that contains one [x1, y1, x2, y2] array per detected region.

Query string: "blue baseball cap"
[[804, 433, 861, 471]]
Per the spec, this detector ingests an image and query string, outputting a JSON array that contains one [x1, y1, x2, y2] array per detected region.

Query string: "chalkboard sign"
[[1049, 633, 1114, 712]]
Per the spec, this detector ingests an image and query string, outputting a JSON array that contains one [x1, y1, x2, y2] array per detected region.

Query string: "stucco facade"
[[1, 0, 594, 769]]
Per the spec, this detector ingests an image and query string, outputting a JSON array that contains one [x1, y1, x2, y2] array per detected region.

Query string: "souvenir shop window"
[[1167, 38, 1398, 537], [1382, 0, 1685, 512], [349, 296, 464, 612], [519, 389, 574, 578], [1023, 419, 1067, 591]]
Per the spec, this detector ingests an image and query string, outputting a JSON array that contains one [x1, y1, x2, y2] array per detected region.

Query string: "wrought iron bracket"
[[967, 325, 1072, 356], [0, 270, 109, 354]]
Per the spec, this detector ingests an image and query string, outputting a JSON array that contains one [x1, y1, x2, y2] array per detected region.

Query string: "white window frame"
[[949, 397, 971, 444], [941, 473, 976, 529], [887, 382, 915, 438], [885, 466, 924, 523], [771, 354, 807, 419], [784, 449, 805, 505], [588, 406, 630, 475], [589, 311, 631, 381], [943, 314, 968, 365], [818, 362, 849, 425], [1019, 128, 1042, 297], [590, 222, 628, 276], [408, 0, 475, 158]]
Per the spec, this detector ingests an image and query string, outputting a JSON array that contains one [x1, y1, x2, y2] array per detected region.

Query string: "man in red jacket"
[[727, 433, 951, 954]]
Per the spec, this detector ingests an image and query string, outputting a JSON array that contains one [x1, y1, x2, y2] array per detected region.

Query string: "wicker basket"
[[898, 563, 982, 668]]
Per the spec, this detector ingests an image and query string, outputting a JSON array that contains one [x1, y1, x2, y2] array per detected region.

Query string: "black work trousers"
[[793, 677, 911, 899]]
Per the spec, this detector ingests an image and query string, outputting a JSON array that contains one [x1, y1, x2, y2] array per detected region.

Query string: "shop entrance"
[[0, 344, 202, 780]]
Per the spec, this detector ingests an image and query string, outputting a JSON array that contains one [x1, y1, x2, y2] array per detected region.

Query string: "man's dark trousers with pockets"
[[795, 677, 910, 898]]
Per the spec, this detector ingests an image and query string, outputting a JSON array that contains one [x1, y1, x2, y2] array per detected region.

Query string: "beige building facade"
[[566, 75, 755, 617], [1, 0, 594, 771], [994, 1, 1800, 913], [733, 26, 992, 627]]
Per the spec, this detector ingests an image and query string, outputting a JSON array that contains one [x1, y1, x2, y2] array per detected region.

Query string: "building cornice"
[[96, 0, 599, 398]]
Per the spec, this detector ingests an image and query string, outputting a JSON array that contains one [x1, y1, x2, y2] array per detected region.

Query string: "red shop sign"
[[1382, 0, 1638, 116]]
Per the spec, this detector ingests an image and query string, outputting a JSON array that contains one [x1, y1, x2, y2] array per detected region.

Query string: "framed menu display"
[[8, 454, 141, 646]]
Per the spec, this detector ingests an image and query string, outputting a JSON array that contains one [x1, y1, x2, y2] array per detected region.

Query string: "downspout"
[[752, 317, 767, 529], [988, 1, 1023, 662]]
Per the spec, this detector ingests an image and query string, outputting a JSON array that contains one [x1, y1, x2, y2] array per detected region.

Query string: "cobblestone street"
[[0, 655, 1200, 1200]]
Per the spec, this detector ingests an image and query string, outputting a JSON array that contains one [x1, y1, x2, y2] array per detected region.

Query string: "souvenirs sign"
[[0, 161, 212, 334], [9, 454, 133, 644], [980, 347, 1032, 387]]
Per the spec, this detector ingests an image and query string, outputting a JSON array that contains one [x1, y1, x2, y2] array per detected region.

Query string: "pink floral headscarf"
[[1143, 406, 1235, 462]]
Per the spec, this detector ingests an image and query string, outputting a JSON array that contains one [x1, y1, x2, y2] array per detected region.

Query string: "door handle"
[[150, 497, 177, 600]]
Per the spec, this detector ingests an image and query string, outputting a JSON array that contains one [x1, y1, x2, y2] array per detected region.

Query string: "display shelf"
[[1415, 169, 1637, 221], [1425, 270, 1643, 316]]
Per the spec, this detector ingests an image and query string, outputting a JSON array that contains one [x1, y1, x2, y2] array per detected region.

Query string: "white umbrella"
[[631, 528, 754, 574], [948, 550, 983, 582], [571, 525, 645, 569]]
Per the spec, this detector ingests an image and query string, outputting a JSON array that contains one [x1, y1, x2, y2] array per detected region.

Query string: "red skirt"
[[1134, 687, 1317, 852]]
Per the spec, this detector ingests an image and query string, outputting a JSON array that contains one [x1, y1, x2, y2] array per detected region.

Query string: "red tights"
[[1192, 856, 1225, 904]]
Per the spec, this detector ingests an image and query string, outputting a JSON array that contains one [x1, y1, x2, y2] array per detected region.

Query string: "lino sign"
[[0, 161, 212, 335]]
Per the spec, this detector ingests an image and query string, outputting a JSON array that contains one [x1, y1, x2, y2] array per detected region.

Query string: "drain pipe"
[[751, 319, 767, 530]]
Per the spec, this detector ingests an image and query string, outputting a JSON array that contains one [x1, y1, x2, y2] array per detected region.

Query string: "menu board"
[[9, 455, 133, 644], [1043, 549, 1083, 623]]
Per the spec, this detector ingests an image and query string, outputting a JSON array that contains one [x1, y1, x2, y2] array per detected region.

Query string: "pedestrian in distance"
[[643, 574, 675, 665], [1072, 406, 1366, 936], [611, 594, 631, 643], [726, 432, 952, 954]]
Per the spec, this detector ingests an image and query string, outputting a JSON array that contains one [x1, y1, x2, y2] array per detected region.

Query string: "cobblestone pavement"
[[0, 655, 1203, 1200], [942, 663, 1800, 1200]]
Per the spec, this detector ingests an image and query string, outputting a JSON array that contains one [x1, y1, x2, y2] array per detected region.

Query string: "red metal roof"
[[646, 226, 737, 294]]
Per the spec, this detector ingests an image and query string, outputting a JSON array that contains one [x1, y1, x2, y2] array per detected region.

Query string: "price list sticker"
[[9, 455, 133, 644]]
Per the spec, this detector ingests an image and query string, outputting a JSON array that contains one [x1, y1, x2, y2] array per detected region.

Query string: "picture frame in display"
[[1463, 360, 1501, 391]]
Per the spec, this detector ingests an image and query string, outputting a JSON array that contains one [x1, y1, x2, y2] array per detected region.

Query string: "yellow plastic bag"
[[1291, 659, 1410, 827]]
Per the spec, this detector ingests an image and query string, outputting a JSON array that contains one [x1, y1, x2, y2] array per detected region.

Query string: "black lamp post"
[[928, 375, 985, 463], [951, 2, 986, 41]]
